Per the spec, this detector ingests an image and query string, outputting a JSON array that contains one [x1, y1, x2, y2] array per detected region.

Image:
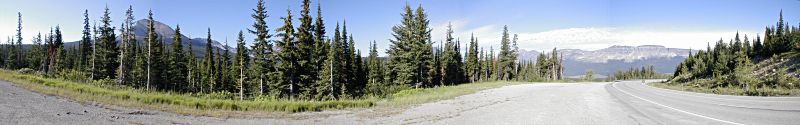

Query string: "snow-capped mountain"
[[519, 45, 696, 76], [559, 45, 692, 63]]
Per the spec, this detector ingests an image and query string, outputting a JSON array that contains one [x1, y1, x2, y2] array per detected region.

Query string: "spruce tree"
[[487, 48, 495, 81], [354, 50, 367, 96], [317, 24, 345, 100], [415, 5, 435, 88], [753, 35, 763, 57], [497, 25, 514, 80], [345, 34, 361, 96], [169, 25, 188, 92], [234, 31, 249, 100], [187, 32, 198, 92], [312, 2, 329, 99], [119, 6, 136, 85], [432, 44, 442, 86], [441, 23, 465, 85], [482, 47, 489, 80], [276, 8, 299, 98], [6, 36, 15, 69], [145, 10, 162, 90], [95, 6, 119, 80], [366, 41, 384, 96], [79, 10, 92, 72], [214, 45, 222, 92], [297, 0, 317, 98], [712, 39, 730, 78], [339, 22, 352, 97], [28, 33, 44, 71], [16, 12, 24, 69], [388, 4, 434, 88], [221, 41, 232, 93], [465, 34, 480, 82], [203, 28, 215, 93], [316, 38, 338, 100], [387, 4, 416, 87], [312, 2, 328, 85], [250, 0, 275, 96]]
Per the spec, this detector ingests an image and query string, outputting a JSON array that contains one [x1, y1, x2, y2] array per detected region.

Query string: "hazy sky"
[[1, 0, 799, 56]]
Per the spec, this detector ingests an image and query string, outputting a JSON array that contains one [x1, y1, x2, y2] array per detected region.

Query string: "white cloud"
[[431, 21, 760, 52]]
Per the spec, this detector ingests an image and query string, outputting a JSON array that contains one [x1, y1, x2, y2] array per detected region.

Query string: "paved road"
[[608, 80, 800, 125], [2, 80, 799, 125]]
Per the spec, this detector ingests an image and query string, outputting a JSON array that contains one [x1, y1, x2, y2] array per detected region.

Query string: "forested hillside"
[[668, 11, 800, 96]]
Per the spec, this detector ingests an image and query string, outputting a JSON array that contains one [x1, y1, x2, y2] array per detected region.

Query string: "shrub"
[[57, 69, 90, 82]]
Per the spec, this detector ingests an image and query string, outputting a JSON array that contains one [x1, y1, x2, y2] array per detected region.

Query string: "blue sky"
[[1, 0, 799, 55]]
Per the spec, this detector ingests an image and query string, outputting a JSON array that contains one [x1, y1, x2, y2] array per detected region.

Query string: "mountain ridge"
[[64, 19, 230, 56], [518, 45, 697, 77]]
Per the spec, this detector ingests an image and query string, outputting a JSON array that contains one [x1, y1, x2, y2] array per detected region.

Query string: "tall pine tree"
[[465, 34, 480, 82], [276, 8, 299, 98], [296, 0, 317, 98], [169, 25, 188, 91], [497, 25, 514, 80], [118, 6, 136, 85], [366, 41, 384, 96], [250, 0, 275, 96], [80, 10, 92, 72], [95, 6, 119, 80], [234, 31, 249, 100], [145, 10, 164, 90], [440, 23, 465, 85], [203, 28, 215, 92]]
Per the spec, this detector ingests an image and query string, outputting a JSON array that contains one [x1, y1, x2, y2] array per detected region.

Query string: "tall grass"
[[0, 69, 555, 116], [0, 70, 373, 114]]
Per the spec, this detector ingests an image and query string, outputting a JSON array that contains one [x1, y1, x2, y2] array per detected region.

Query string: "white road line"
[[639, 82, 800, 103], [612, 82, 745, 125]]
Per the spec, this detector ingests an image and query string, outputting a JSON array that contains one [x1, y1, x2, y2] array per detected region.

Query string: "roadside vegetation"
[[1, 68, 542, 116], [662, 11, 800, 96], [0, 69, 374, 115], [0, 0, 573, 115]]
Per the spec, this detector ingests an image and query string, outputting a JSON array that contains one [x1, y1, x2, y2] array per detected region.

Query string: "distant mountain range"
[[518, 45, 696, 77]]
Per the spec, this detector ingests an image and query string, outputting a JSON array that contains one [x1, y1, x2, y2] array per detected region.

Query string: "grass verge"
[[0, 70, 373, 116], [0, 69, 560, 116], [650, 81, 800, 96]]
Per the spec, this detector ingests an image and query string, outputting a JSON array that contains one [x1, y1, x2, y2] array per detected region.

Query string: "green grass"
[[0, 70, 373, 116], [650, 81, 800, 96], [0, 69, 561, 116]]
